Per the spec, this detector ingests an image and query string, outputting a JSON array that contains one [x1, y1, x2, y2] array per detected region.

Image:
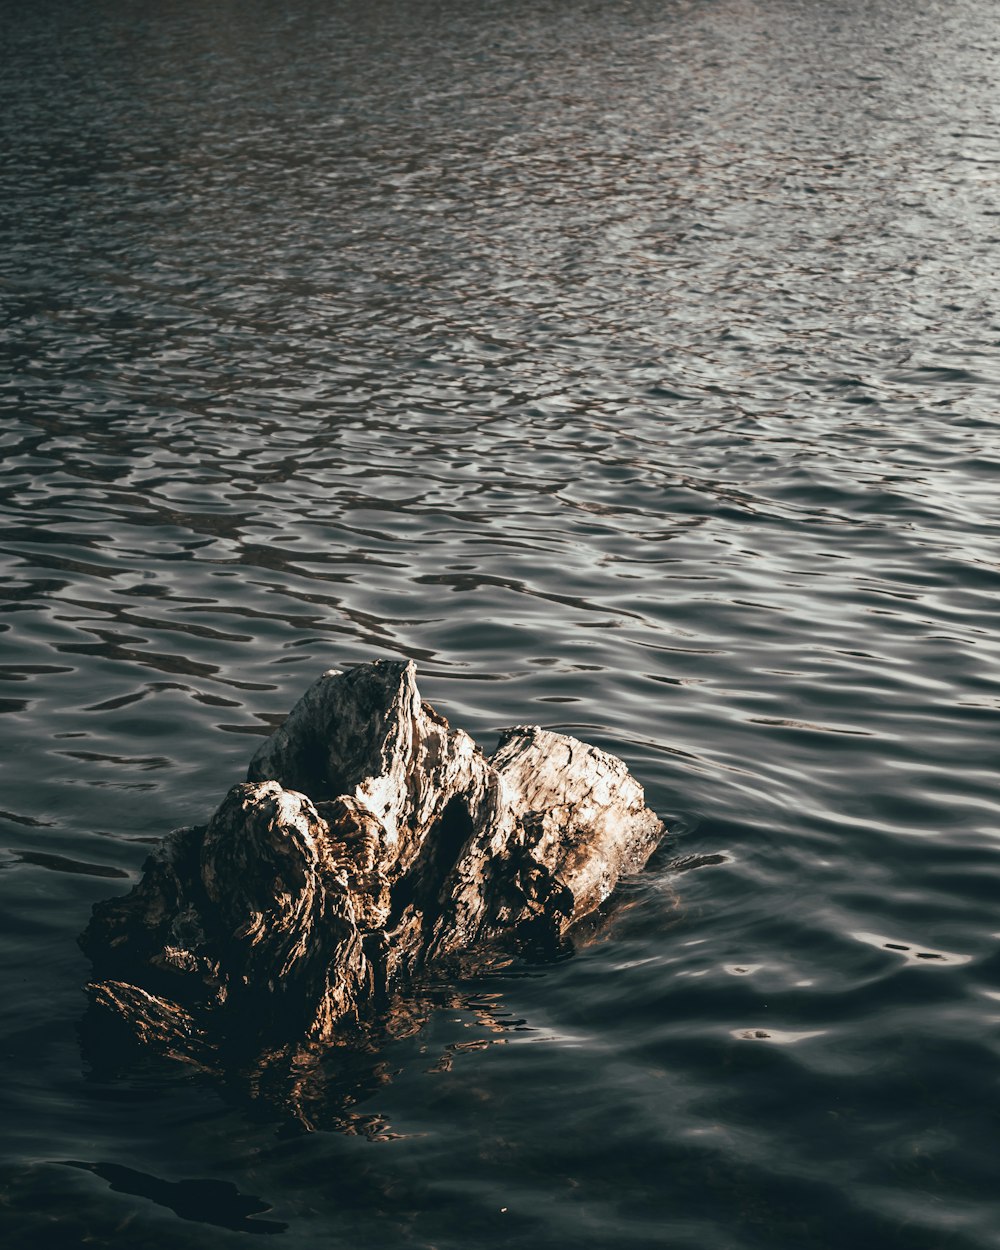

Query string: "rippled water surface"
[[2, 0, 999, 1245]]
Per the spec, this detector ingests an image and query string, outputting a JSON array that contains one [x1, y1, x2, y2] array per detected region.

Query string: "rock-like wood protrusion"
[[81, 660, 665, 1058]]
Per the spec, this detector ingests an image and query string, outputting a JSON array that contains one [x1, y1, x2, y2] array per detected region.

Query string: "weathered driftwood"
[[81, 660, 665, 1069]]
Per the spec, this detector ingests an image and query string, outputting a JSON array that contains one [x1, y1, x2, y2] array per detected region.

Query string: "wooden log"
[[81, 660, 665, 1060]]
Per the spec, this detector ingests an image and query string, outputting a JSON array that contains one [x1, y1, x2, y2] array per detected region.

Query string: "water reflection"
[[851, 931, 973, 967], [81, 968, 548, 1138]]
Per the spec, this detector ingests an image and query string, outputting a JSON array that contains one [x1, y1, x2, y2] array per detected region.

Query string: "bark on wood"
[[81, 660, 665, 1067]]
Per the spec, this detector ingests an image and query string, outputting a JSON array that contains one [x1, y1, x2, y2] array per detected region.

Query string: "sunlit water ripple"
[[1, 0, 999, 1246]]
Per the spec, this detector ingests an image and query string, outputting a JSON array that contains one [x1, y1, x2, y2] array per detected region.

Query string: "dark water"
[[2, 0, 999, 1244]]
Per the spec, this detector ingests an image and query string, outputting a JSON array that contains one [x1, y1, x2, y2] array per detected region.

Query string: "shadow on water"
[[59, 1160, 288, 1235]]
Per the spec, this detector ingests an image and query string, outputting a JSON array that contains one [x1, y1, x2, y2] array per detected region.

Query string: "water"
[[2, 0, 999, 1244]]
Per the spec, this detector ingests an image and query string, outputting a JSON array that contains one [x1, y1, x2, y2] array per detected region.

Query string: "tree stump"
[[81, 661, 666, 1068]]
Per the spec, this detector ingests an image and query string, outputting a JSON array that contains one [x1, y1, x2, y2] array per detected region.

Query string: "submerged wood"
[[81, 660, 665, 1065]]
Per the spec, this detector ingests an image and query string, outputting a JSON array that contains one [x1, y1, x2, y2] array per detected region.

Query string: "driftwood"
[[81, 660, 665, 1079]]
